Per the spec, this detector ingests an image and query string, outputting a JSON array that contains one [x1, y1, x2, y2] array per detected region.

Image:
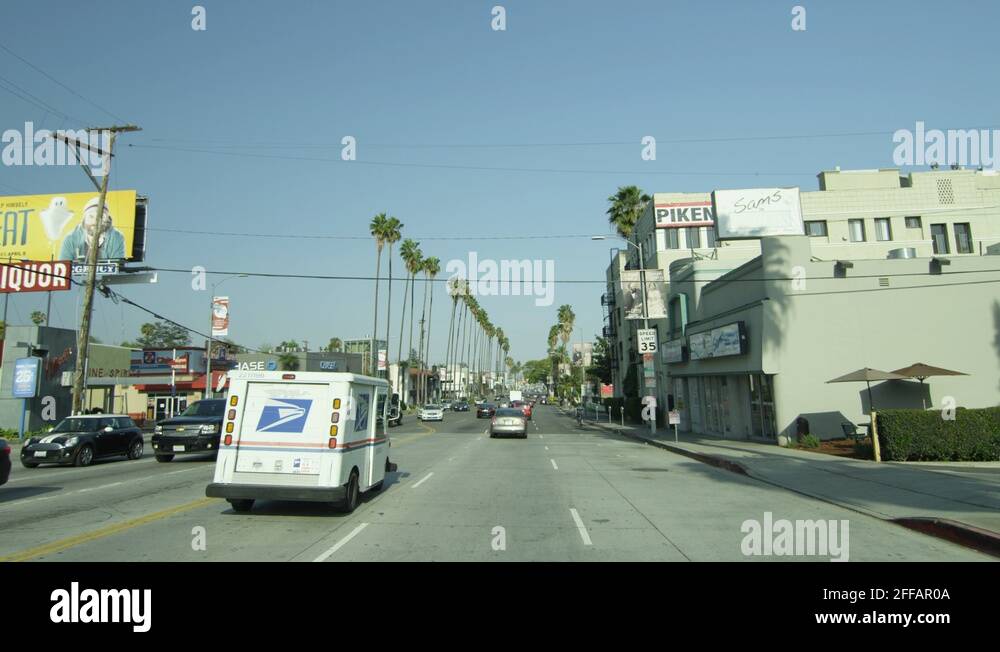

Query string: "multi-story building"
[[343, 337, 388, 375], [601, 166, 1000, 432]]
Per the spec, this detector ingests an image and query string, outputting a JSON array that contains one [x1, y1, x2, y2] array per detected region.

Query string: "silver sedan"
[[489, 408, 527, 439]]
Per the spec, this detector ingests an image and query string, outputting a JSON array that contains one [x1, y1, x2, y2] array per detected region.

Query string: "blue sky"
[[1, 0, 998, 361]]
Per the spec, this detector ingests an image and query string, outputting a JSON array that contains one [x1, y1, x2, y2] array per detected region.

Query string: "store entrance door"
[[147, 395, 189, 422]]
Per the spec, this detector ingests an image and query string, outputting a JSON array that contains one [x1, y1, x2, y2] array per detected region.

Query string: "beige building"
[[601, 167, 1000, 437]]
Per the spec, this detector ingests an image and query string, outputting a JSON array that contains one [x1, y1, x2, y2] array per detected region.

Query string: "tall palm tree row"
[[369, 213, 390, 375], [417, 256, 440, 405], [395, 239, 422, 403], [382, 216, 402, 380]]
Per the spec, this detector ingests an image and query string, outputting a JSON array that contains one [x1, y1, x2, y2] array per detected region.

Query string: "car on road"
[[441, 400, 452, 411], [453, 400, 470, 412], [151, 399, 226, 462], [511, 400, 532, 420], [490, 408, 528, 438], [476, 403, 497, 419], [419, 404, 444, 422], [1, 438, 11, 485], [20, 415, 144, 468]]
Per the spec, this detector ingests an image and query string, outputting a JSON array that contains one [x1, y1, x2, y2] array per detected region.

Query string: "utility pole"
[[56, 124, 141, 415]]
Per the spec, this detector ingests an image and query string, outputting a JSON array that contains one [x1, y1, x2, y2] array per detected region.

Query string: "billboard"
[[129, 349, 206, 375], [0, 190, 141, 262], [712, 187, 804, 239], [211, 296, 230, 337], [620, 269, 667, 320], [12, 357, 41, 398], [572, 342, 593, 367], [0, 259, 71, 293]]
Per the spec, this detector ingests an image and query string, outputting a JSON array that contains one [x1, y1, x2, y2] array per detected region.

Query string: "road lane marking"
[[76, 482, 123, 493], [0, 497, 218, 562], [569, 508, 593, 546], [313, 523, 369, 562], [539, 435, 543, 439], [411, 472, 434, 488], [550, 459, 558, 470], [544, 446, 549, 450]]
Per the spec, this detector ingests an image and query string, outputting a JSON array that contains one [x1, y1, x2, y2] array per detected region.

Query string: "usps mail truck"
[[206, 370, 397, 513]]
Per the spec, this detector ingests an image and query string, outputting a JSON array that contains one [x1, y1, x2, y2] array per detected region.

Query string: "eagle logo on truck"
[[256, 399, 312, 433]]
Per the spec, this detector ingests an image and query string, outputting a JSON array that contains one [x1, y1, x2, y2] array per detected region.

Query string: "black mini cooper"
[[21, 415, 144, 468]]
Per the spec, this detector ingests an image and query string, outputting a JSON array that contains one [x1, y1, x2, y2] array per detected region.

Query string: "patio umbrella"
[[826, 367, 909, 411], [890, 362, 969, 383], [891, 362, 968, 408]]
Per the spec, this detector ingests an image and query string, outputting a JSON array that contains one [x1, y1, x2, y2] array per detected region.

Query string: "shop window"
[[805, 220, 827, 237]]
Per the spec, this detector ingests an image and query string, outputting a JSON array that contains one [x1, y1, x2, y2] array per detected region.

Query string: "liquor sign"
[[0, 260, 71, 293], [211, 296, 230, 337], [12, 357, 41, 398]]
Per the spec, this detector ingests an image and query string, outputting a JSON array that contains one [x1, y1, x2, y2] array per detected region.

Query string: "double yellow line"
[[1, 497, 218, 562]]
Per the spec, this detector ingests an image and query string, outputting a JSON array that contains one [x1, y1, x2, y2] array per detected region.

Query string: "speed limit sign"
[[637, 329, 657, 353]]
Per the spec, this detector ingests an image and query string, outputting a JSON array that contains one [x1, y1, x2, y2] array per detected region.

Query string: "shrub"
[[877, 407, 1000, 462], [800, 434, 820, 448]]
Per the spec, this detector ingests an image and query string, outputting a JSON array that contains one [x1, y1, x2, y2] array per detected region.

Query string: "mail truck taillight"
[[333, 398, 341, 409], [229, 395, 238, 406], [224, 435, 232, 446], [328, 438, 337, 449], [227, 409, 236, 420], [330, 425, 338, 436], [225, 422, 234, 433], [331, 412, 340, 423], [282, 374, 296, 380]]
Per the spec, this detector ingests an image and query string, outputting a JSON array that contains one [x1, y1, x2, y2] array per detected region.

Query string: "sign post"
[[668, 410, 681, 443], [13, 357, 42, 440]]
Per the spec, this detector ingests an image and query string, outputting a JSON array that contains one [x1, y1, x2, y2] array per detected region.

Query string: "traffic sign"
[[668, 410, 681, 425], [637, 328, 658, 353]]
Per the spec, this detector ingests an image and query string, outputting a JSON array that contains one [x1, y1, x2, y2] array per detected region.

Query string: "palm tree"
[[558, 304, 576, 350], [420, 257, 441, 404], [398, 239, 422, 405], [382, 216, 402, 382], [606, 185, 652, 239], [326, 337, 343, 352], [369, 213, 390, 375], [443, 277, 465, 398], [278, 352, 300, 371]]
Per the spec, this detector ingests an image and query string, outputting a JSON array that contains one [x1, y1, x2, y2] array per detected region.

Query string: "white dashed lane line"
[[411, 472, 434, 489], [313, 523, 369, 562], [570, 508, 593, 546], [550, 459, 558, 470]]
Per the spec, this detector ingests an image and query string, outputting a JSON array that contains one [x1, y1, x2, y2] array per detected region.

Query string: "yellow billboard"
[[0, 190, 138, 262]]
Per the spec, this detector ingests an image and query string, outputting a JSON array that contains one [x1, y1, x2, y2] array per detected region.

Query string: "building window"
[[905, 216, 922, 229], [705, 226, 717, 248], [848, 219, 866, 242], [930, 223, 950, 254], [954, 223, 973, 254], [805, 220, 828, 237], [686, 227, 701, 249], [874, 218, 892, 242], [665, 229, 680, 249]]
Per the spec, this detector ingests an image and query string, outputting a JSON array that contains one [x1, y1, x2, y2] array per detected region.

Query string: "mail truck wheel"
[[229, 499, 254, 513], [339, 468, 360, 513]]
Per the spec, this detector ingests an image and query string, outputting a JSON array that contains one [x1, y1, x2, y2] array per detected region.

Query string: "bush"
[[800, 434, 820, 449], [877, 407, 1000, 461]]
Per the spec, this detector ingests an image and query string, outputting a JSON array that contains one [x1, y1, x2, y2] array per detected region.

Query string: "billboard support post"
[[62, 125, 141, 415]]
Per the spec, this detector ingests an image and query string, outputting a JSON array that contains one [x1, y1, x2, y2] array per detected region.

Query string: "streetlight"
[[591, 234, 656, 435], [206, 274, 248, 399]]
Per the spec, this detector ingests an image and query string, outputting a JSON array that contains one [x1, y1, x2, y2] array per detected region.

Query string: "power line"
[[0, 75, 89, 125], [0, 43, 129, 124], [146, 227, 598, 241], [126, 143, 814, 177]]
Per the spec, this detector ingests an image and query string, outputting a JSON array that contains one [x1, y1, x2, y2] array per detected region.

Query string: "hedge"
[[876, 407, 1000, 461]]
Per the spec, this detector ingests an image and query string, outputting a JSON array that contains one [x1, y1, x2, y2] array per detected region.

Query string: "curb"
[[599, 422, 1000, 559]]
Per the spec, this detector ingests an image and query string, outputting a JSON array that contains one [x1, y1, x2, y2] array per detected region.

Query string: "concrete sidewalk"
[[573, 411, 1000, 551]]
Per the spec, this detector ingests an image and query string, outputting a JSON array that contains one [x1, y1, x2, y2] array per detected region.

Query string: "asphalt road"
[[0, 406, 990, 561]]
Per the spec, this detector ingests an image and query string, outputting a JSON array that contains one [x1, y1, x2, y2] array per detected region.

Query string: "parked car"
[[490, 408, 528, 438], [20, 415, 143, 468], [453, 401, 470, 412], [441, 400, 453, 411], [1, 438, 11, 485], [151, 399, 226, 462], [476, 403, 496, 419], [419, 404, 445, 422]]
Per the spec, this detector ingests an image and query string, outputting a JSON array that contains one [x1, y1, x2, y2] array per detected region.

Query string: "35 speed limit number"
[[637, 329, 657, 354]]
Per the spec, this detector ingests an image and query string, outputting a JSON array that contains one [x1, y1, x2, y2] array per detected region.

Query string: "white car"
[[419, 404, 444, 422]]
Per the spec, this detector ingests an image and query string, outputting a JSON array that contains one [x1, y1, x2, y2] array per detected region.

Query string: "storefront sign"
[[662, 339, 686, 364], [72, 261, 119, 277], [0, 260, 71, 293], [689, 322, 748, 360], [12, 357, 41, 397], [655, 201, 715, 228]]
